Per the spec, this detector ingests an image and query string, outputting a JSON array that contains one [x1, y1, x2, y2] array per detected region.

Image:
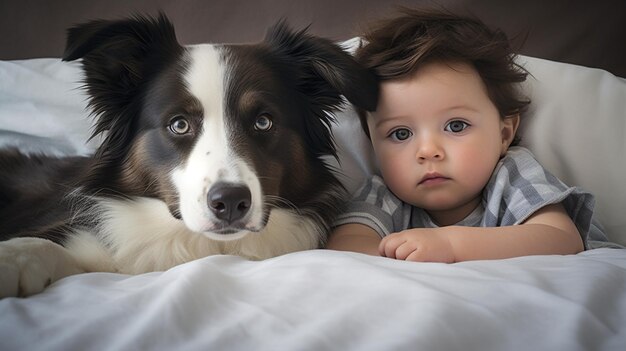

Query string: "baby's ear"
[[501, 114, 520, 154]]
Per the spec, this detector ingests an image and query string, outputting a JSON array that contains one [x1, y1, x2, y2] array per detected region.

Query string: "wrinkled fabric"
[[1, 249, 625, 351]]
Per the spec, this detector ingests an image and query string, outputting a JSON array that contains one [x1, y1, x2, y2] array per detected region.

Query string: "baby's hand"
[[379, 228, 455, 263]]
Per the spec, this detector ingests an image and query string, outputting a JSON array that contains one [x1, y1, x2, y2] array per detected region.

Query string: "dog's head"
[[63, 13, 378, 240]]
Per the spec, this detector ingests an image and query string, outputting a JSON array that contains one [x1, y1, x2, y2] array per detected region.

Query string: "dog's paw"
[[0, 237, 83, 298]]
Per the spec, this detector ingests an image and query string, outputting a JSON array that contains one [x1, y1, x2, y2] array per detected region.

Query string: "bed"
[[1, 1, 626, 350]]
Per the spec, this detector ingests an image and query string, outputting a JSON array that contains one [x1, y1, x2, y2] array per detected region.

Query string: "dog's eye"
[[254, 114, 273, 132], [169, 116, 190, 135]]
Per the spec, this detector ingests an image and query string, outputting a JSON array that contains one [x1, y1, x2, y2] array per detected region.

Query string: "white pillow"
[[333, 39, 626, 246], [0, 59, 97, 156], [516, 56, 626, 246]]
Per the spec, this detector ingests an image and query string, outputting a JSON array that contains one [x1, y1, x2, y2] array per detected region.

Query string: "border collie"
[[0, 14, 378, 297]]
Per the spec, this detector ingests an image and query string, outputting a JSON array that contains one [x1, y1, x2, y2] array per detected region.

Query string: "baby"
[[327, 8, 612, 262]]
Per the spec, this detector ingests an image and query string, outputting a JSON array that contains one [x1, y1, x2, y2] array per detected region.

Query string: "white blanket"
[[1, 248, 625, 351], [1, 53, 626, 350]]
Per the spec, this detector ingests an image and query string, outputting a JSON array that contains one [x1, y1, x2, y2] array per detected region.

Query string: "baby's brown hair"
[[355, 7, 530, 145]]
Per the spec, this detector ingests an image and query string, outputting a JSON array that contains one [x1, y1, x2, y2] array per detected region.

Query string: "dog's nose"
[[207, 183, 252, 224]]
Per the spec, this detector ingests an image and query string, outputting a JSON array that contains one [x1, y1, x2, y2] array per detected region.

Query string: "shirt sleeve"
[[482, 147, 606, 249], [334, 176, 406, 237]]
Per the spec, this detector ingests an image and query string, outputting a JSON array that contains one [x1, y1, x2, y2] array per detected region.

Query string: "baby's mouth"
[[419, 172, 450, 185]]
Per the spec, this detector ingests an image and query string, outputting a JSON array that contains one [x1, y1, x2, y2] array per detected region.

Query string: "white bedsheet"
[[1, 248, 625, 351]]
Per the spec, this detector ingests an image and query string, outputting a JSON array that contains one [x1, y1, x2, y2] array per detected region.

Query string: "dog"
[[0, 13, 378, 297]]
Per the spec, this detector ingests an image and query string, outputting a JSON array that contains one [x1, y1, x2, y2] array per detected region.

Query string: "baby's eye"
[[390, 128, 412, 141], [444, 120, 470, 133]]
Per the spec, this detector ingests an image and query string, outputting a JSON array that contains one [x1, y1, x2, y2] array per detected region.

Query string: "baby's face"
[[368, 61, 510, 225]]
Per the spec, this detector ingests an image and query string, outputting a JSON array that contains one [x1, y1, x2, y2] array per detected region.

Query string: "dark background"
[[1, 0, 625, 77]]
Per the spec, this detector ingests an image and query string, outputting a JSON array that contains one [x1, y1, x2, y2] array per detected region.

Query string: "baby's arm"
[[380, 202, 584, 262], [326, 223, 382, 256]]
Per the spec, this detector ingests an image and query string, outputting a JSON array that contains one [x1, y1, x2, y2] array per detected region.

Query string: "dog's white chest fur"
[[65, 198, 323, 274]]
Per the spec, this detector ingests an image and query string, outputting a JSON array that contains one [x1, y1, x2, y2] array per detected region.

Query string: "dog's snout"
[[208, 183, 252, 223]]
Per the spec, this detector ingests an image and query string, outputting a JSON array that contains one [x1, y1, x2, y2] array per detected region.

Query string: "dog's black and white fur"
[[0, 14, 377, 297]]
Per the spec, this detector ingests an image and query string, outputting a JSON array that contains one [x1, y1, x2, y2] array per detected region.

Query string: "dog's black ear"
[[265, 21, 379, 112], [264, 22, 378, 159], [63, 13, 182, 160], [63, 12, 181, 69]]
